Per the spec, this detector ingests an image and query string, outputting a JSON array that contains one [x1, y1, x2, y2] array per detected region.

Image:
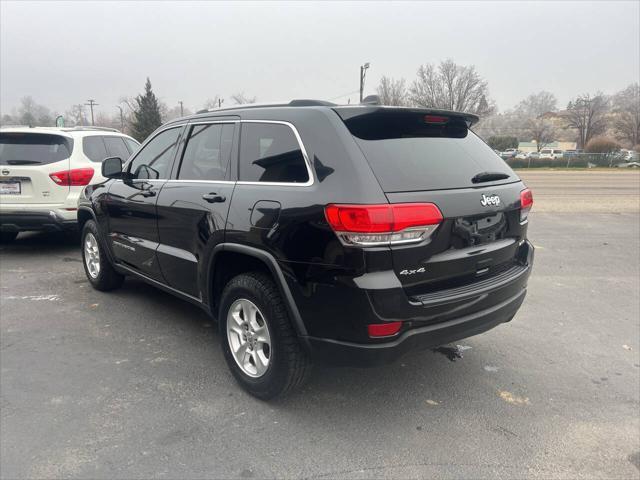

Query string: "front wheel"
[[81, 220, 124, 291], [219, 272, 310, 399]]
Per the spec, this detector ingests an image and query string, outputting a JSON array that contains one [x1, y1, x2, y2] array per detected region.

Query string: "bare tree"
[[409, 59, 495, 116], [612, 83, 640, 147], [231, 93, 257, 105], [164, 104, 192, 121], [376, 76, 408, 106], [525, 117, 556, 151], [204, 95, 224, 110], [514, 91, 557, 117], [94, 112, 118, 129], [16, 96, 52, 126], [1, 114, 15, 126], [565, 93, 609, 149], [65, 104, 88, 126]]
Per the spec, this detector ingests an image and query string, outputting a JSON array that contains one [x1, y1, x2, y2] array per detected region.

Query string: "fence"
[[505, 152, 638, 169]]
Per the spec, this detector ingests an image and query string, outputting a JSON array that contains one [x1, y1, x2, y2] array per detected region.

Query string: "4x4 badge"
[[480, 194, 500, 206]]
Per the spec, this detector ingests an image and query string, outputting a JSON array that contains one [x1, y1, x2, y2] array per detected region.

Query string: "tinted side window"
[[103, 136, 131, 161], [178, 123, 235, 181], [82, 136, 107, 163], [124, 138, 140, 154], [239, 123, 309, 183], [128, 127, 181, 180]]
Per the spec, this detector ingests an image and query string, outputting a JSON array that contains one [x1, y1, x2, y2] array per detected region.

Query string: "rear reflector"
[[325, 203, 443, 247], [520, 188, 533, 222], [49, 168, 94, 186], [368, 321, 402, 338]]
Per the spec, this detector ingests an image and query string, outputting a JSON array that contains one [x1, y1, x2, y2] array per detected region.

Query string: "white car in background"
[[0, 126, 139, 242], [539, 148, 564, 160]]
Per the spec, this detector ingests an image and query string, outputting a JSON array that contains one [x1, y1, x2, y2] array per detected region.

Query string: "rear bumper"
[[294, 240, 534, 366], [306, 288, 526, 366], [0, 209, 77, 232]]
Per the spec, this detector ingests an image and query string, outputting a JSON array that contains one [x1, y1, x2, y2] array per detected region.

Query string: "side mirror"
[[102, 157, 123, 179]]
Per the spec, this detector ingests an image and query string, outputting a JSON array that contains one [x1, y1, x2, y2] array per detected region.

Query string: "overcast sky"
[[1, 0, 638, 118]]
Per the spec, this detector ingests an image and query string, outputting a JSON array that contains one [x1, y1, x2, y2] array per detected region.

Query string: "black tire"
[[219, 272, 310, 399], [0, 232, 18, 243], [81, 220, 124, 291]]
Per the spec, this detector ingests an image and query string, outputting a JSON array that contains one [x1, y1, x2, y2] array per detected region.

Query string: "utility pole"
[[85, 99, 98, 126], [359, 62, 370, 103], [115, 105, 124, 130], [218, 98, 224, 109], [179, 101, 184, 116]]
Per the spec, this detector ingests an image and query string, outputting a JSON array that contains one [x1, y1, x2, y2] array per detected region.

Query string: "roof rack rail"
[[60, 126, 120, 133], [288, 99, 337, 107], [0, 124, 34, 129], [191, 99, 337, 116]]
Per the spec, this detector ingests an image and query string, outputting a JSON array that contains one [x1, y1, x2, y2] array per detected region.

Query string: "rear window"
[[0, 132, 73, 165], [340, 111, 515, 192]]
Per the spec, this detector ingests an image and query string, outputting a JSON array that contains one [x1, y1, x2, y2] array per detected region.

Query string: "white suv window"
[[103, 136, 131, 161], [83, 136, 108, 162]]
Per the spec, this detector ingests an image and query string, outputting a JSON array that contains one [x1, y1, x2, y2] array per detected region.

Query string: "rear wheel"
[[81, 220, 124, 291], [0, 232, 18, 243], [219, 272, 310, 399]]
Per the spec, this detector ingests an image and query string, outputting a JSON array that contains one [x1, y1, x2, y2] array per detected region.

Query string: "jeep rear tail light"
[[49, 168, 94, 186], [520, 188, 533, 222], [325, 203, 443, 247], [368, 321, 402, 338]]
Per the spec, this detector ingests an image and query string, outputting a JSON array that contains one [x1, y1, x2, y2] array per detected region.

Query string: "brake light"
[[520, 188, 533, 222], [368, 321, 402, 338], [49, 168, 94, 186], [325, 203, 443, 246], [424, 115, 449, 124]]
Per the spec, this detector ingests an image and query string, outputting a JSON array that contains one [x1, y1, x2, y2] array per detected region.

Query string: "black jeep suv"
[[78, 101, 534, 399]]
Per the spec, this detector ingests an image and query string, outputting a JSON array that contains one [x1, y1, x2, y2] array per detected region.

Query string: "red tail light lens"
[[520, 188, 533, 222], [325, 203, 443, 246], [49, 168, 94, 186], [424, 115, 449, 124], [368, 321, 402, 338]]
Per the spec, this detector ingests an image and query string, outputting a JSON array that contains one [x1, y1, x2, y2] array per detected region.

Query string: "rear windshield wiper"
[[472, 171, 510, 184], [2, 160, 42, 165]]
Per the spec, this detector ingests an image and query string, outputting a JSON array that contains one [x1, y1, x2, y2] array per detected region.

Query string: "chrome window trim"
[[188, 120, 240, 126], [236, 120, 314, 187], [165, 179, 236, 185]]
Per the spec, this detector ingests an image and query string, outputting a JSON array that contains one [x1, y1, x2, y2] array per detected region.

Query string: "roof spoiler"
[[333, 106, 480, 127]]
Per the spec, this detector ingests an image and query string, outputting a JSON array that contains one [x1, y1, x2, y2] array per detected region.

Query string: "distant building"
[[518, 141, 577, 153]]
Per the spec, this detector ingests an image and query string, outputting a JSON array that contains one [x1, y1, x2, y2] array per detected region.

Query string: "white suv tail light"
[[49, 168, 94, 186]]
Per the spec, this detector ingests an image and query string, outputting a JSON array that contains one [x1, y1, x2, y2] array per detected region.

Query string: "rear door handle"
[[202, 192, 226, 203]]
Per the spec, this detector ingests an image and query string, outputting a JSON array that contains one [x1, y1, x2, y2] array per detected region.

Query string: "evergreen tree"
[[130, 78, 162, 142]]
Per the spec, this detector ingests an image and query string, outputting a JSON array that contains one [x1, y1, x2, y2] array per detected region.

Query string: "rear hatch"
[[0, 131, 72, 205], [335, 107, 529, 300]]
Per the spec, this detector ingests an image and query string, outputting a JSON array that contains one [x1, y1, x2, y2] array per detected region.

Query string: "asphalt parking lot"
[[1, 171, 639, 479]]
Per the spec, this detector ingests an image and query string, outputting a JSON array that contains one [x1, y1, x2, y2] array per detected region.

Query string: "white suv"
[[0, 126, 139, 241], [539, 148, 564, 160]]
